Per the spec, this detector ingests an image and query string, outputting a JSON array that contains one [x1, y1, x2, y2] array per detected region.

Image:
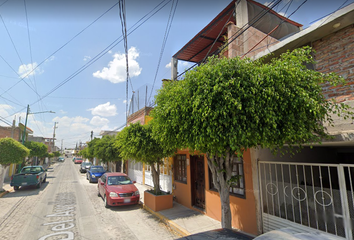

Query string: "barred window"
[[209, 157, 245, 197], [174, 154, 187, 183]]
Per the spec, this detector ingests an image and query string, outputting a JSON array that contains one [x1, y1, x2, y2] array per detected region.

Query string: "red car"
[[97, 172, 140, 208], [74, 157, 83, 164]]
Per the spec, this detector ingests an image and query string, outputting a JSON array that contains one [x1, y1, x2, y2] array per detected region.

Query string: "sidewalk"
[[134, 183, 254, 239]]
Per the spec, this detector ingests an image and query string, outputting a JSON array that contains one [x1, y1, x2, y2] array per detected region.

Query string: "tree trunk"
[[206, 150, 236, 229], [151, 163, 161, 195], [0, 165, 9, 191]]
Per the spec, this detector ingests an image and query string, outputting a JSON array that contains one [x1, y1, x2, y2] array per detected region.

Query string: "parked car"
[[10, 166, 47, 190], [80, 162, 92, 173], [58, 157, 65, 162], [74, 157, 83, 164], [86, 166, 106, 183], [97, 172, 139, 208]]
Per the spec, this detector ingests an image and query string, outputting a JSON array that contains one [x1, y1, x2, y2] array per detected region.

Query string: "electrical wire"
[[148, 0, 178, 104], [18, 0, 172, 110], [118, 0, 130, 124], [176, 0, 282, 79], [3, 0, 176, 121], [0, 1, 120, 98], [241, 0, 306, 58]]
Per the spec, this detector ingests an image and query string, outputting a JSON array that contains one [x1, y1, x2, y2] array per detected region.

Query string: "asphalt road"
[[0, 159, 179, 240]]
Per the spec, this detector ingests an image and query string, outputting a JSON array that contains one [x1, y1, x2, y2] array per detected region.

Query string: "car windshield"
[[82, 162, 91, 166], [76, 158, 83, 160], [90, 167, 104, 173], [21, 167, 42, 173], [107, 176, 132, 185]]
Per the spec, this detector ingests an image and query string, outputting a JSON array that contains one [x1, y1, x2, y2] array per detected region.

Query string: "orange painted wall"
[[173, 148, 258, 235], [173, 149, 192, 207]]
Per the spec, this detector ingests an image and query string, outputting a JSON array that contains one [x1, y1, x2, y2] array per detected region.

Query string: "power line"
[[119, 0, 130, 124], [176, 0, 283, 79], [148, 0, 178, 104], [3, 0, 172, 120], [0, 0, 120, 98], [47, 96, 120, 100]]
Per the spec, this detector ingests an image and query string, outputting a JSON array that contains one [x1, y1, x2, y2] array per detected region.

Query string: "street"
[[0, 159, 179, 240]]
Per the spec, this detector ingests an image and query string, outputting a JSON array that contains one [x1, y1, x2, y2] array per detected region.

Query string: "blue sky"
[[0, 0, 353, 149]]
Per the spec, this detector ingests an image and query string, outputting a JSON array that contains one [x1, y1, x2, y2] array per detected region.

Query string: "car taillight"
[[36, 175, 39, 179], [11, 176, 13, 181]]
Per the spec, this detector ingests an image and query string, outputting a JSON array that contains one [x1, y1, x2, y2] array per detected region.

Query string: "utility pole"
[[22, 104, 30, 145], [52, 122, 58, 153], [61, 139, 63, 154], [91, 131, 93, 141]]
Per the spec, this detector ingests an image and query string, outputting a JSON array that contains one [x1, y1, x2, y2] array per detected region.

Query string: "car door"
[[99, 174, 106, 196]]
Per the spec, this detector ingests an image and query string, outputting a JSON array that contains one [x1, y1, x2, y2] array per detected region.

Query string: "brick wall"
[[313, 24, 354, 101], [0, 126, 21, 141], [227, 24, 279, 59]]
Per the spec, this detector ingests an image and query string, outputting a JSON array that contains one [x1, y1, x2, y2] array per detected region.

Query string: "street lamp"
[[19, 104, 55, 171]]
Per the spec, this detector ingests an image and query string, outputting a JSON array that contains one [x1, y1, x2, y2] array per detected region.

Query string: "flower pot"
[[144, 190, 173, 212]]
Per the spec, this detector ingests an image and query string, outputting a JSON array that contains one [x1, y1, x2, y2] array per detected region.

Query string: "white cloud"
[[59, 110, 67, 114], [0, 104, 13, 115], [108, 50, 112, 54], [165, 62, 171, 68], [123, 100, 127, 104], [93, 47, 142, 83], [18, 62, 43, 78], [90, 116, 109, 126], [89, 102, 117, 117], [45, 56, 55, 63], [0, 104, 14, 126], [83, 56, 91, 61]]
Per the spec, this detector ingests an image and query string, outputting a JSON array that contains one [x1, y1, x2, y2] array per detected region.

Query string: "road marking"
[[39, 193, 76, 240]]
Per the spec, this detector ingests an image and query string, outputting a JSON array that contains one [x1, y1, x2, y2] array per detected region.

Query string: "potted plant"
[[116, 122, 175, 211]]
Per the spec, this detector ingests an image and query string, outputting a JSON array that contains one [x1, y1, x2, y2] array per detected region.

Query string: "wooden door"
[[191, 155, 205, 209]]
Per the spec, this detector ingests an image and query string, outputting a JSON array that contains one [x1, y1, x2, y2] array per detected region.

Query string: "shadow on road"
[[5, 182, 49, 198]]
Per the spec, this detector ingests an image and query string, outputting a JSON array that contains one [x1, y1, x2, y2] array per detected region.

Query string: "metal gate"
[[259, 162, 354, 239]]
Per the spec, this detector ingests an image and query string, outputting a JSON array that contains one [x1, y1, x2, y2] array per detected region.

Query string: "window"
[[145, 163, 151, 172], [174, 154, 187, 183], [209, 157, 245, 197]]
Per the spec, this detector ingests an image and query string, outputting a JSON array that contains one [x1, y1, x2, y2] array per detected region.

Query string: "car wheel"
[[104, 195, 109, 208], [97, 187, 101, 197], [42, 176, 46, 183], [14, 186, 19, 190], [86, 174, 88, 180], [37, 181, 42, 189]]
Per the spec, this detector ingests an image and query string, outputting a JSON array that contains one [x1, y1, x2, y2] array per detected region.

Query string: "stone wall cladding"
[[313, 24, 354, 101]]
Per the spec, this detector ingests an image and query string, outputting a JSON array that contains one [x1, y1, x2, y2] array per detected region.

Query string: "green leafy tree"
[[87, 138, 100, 160], [24, 141, 48, 158], [0, 138, 30, 190], [94, 135, 121, 164], [79, 147, 90, 159], [116, 122, 175, 195], [151, 47, 351, 228], [53, 151, 61, 158]]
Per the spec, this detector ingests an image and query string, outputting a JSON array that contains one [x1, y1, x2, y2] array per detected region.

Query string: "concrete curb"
[[143, 204, 190, 237]]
